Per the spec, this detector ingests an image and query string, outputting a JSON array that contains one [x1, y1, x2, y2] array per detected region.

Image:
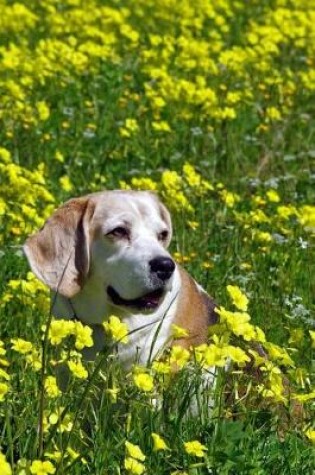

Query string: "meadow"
[[0, 0, 315, 473]]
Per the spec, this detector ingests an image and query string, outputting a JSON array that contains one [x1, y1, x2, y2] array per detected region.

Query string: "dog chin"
[[106, 285, 167, 311]]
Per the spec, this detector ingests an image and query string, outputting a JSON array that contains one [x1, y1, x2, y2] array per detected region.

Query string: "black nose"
[[149, 256, 175, 281]]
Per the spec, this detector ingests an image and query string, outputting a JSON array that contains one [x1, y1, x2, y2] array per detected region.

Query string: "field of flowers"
[[0, 0, 315, 473]]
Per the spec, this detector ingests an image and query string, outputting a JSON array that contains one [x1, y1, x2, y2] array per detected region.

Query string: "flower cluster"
[[0, 452, 12, 475], [103, 315, 129, 344], [48, 319, 93, 351], [0, 148, 55, 242], [124, 441, 146, 475], [0, 0, 314, 144], [1, 272, 49, 315], [0, 341, 10, 403]]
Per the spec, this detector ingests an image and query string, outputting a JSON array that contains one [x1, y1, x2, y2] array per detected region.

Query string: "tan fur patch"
[[172, 267, 217, 349]]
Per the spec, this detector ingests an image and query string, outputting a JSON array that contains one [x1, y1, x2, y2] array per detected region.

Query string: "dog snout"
[[149, 256, 175, 282]]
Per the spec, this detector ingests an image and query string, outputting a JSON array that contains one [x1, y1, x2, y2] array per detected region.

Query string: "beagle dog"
[[24, 190, 217, 368]]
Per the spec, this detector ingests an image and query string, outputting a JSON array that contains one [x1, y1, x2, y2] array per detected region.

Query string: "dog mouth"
[[107, 286, 165, 310]]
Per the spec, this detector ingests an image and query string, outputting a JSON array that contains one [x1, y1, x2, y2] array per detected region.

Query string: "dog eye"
[[107, 227, 129, 238], [158, 230, 169, 241]]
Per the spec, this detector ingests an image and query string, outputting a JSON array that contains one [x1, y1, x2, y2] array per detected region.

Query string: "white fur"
[[53, 267, 182, 369]]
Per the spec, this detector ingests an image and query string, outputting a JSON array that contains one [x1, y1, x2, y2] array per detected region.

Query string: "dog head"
[[24, 190, 176, 312]]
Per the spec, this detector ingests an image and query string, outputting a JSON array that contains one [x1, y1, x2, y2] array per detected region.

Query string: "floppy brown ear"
[[24, 197, 95, 298]]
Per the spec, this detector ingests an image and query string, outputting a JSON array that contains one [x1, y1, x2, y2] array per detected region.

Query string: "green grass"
[[0, 0, 315, 473]]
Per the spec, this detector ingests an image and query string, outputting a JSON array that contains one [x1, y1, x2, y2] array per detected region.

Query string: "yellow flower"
[[184, 440, 207, 457], [299, 205, 315, 233], [54, 151, 64, 163], [171, 324, 189, 339], [194, 344, 227, 367], [130, 177, 157, 191], [0, 383, 9, 401], [152, 120, 171, 132], [59, 175, 73, 192], [48, 320, 75, 345], [161, 170, 182, 189], [220, 189, 240, 207], [73, 321, 93, 350], [30, 460, 56, 475], [305, 429, 315, 443], [214, 106, 237, 120], [259, 363, 287, 403], [183, 163, 213, 194], [265, 106, 282, 121], [266, 189, 280, 203], [125, 441, 146, 461], [125, 119, 139, 132], [26, 349, 42, 371], [0, 452, 12, 475], [0, 341, 6, 357], [124, 457, 145, 474], [36, 101, 50, 121], [215, 306, 265, 342], [226, 91, 242, 104], [264, 342, 294, 367], [152, 360, 171, 374], [309, 330, 315, 348], [67, 359, 88, 379], [223, 345, 250, 366], [44, 376, 61, 398], [252, 230, 272, 243], [0, 148, 11, 163], [160, 170, 193, 212], [226, 285, 249, 311], [186, 220, 199, 230], [252, 195, 266, 206], [277, 205, 297, 220], [240, 262, 252, 271], [250, 210, 270, 223], [0, 368, 9, 381], [133, 372, 154, 392], [151, 433, 169, 451], [11, 338, 34, 354], [103, 315, 129, 344], [0, 198, 6, 215], [119, 118, 139, 138], [202, 261, 214, 270], [169, 345, 190, 368], [48, 408, 73, 433]]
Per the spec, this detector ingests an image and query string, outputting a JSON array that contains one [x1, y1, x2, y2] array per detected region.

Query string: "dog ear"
[[24, 197, 95, 298]]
